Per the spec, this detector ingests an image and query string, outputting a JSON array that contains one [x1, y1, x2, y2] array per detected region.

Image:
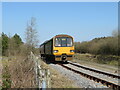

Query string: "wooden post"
[[46, 69, 51, 88], [30, 52, 51, 88]]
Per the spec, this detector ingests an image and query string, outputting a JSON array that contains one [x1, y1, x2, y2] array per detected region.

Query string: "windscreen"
[[55, 37, 73, 47]]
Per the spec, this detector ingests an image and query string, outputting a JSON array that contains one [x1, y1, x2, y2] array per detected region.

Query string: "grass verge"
[[74, 53, 120, 67]]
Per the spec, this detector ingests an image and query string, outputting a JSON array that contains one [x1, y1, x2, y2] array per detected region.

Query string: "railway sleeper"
[[70, 62, 120, 79], [60, 64, 120, 89]]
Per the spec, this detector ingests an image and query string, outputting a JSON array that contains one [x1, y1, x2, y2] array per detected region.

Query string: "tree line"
[[1, 17, 39, 88], [75, 31, 119, 56], [1, 31, 119, 56], [1, 17, 39, 56], [1, 33, 23, 56], [0, 16, 118, 57]]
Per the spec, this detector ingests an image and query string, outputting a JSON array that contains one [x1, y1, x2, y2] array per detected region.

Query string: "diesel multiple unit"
[[40, 34, 74, 62]]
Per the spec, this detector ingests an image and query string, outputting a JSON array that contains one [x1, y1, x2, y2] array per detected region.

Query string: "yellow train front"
[[40, 34, 74, 62]]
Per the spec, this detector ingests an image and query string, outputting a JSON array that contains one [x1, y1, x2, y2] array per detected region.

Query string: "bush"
[[75, 36, 119, 56]]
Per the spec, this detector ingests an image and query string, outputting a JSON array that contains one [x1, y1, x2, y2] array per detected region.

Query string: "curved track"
[[68, 62, 120, 79], [58, 61, 120, 89]]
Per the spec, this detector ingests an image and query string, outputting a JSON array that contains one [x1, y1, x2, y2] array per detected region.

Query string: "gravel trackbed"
[[49, 63, 108, 88]]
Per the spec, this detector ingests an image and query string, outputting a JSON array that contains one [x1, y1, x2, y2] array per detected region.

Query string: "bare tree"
[[25, 17, 39, 54]]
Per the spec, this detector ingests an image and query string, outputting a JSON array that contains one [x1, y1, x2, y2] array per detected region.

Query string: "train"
[[40, 34, 74, 62]]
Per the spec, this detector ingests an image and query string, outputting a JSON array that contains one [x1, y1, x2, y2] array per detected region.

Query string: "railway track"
[[58, 61, 120, 89], [68, 62, 120, 79]]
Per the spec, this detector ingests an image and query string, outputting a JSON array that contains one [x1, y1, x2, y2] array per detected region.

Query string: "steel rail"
[[68, 62, 120, 79], [58, 63, 120, 89]]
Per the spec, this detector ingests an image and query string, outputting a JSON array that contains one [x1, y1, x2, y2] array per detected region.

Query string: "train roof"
[[40, 34, 73, 46], [54, 34, 72, 38], [40, 40, 49, 46]]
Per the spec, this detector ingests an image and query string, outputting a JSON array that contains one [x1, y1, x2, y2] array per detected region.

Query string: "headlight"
[[70, 50, 74, 52], [53, 50, 58, 53]]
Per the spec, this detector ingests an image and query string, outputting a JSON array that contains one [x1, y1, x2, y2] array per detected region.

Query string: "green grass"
[[109, 60, 119, 66], [2, 79, 11, 88], [2, 57, 11, 88]]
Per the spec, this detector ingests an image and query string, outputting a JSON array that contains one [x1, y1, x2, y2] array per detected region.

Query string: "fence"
[[29, 52, 51, 89]]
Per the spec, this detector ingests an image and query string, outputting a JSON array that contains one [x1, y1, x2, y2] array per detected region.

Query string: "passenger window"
[[55, 38, 61, 46], [67, 38, 72, 46], [61, 38, 67, 47], [55, 37, 73, 47]]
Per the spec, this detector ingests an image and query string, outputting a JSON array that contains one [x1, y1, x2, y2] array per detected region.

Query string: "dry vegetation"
[[2, 55, 36, 88], [1, 17, 40, 88], [73, 54, 119, 74], [74, 32, 120, 67], [2, 54, 79, 88], [40, 60, 79, 88], [2, 57, 11, 88], [75, 36, 119, 55], [74, 53, 120, 67]]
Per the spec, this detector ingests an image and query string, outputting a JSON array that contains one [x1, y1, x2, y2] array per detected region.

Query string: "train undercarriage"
[[41, 54, 73, 63]]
